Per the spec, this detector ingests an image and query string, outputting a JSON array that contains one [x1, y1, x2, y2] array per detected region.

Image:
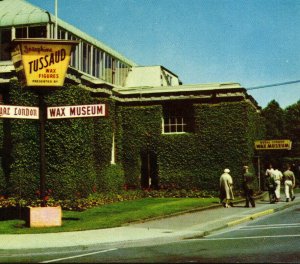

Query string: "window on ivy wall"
[[162, 103, 194, 134]]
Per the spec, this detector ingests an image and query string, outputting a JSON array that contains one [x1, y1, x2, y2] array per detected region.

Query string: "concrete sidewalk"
[[0, 193, 299, 250]]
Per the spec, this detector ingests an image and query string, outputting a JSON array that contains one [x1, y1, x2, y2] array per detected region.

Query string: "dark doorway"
[[141, 151, 158, 189]]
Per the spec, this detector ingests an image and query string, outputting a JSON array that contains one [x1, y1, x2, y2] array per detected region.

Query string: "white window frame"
[[162, 116, 188, 134]]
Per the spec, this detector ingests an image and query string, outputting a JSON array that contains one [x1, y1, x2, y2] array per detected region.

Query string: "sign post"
[[11, 39, 78, 208], [39, 94, 47, 207], [256, 155, 261, 191]]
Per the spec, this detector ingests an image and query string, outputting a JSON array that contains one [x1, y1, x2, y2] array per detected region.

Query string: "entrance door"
[[140, 151, 158, 189]]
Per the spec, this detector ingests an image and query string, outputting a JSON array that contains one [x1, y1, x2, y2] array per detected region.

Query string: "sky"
[[26, 0, 300, 109]]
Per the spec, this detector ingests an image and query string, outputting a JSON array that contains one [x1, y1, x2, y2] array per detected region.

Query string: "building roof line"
[[53, 16, 137, 67], [0, 0, 137, 67]]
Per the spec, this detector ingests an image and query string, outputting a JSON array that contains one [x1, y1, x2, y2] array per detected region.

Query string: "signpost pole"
[[10, 39, 79, 226], [257, 156, 261, 191], [39, 93, 47, 207]]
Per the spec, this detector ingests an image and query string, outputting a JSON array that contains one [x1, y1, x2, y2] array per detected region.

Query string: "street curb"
[[123, 193, 267, 226], [122, 203, 222, 226], [227, 209, 274, 227], [226, 198, 300, 228], [185, 197, 300, 240]]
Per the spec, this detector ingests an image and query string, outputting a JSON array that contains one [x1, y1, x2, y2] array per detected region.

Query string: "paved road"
[[0, 193, 300, 263], [39, 203, 300, 263]]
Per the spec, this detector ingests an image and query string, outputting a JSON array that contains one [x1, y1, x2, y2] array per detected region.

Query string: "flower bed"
[[0, 189, 221, 213]]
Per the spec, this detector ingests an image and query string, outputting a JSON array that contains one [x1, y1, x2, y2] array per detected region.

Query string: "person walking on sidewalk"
[[265, 163, 276, 203], [265, 164, 274, 184], [220, 168, 234, 208], [272, 165, 283, 202], [283, 164, 296, 202], [242, 166, 256, 207]]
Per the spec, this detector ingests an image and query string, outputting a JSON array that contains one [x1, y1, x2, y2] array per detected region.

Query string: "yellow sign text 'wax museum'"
[[254, 139, 292, 150]]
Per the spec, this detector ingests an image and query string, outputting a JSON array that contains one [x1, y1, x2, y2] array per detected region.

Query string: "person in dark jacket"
[[265, 163, 276, 203], [242, 166, 256, 207]]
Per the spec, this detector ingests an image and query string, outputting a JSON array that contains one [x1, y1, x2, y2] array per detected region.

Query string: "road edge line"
[[227, 209, 275, 227]]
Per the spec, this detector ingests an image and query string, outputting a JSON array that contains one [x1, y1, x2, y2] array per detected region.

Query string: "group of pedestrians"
[[265, 163, 296, 203], [219, 166, 255, 208], [219, 163, 296, 208]]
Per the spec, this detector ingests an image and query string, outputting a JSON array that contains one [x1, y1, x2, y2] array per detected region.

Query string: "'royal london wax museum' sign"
[[11, 39, 78, 87], [0, 105, 39, 119], [254, 139, 292, 150]]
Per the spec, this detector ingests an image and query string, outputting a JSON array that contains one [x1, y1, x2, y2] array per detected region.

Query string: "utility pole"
[[55, 0, 58, 39]]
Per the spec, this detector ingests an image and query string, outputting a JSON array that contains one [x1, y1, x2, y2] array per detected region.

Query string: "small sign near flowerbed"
[[26, 206, 62, 228]]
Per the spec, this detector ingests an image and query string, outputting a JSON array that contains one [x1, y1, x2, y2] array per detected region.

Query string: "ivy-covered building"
[[0, 0, 265, 199]]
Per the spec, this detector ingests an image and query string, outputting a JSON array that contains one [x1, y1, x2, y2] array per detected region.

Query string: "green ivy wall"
[[120, 102, 265, 191], [0, 80, 265, 199], [0, 80, 122, 199], [3, 82, 40, 198], [119, 105, 162, 188]]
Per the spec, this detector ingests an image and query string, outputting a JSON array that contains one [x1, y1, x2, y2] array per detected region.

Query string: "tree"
[[284, 100, 300, 157], [260, 100, 286, 167], [262, 100, 285, 139]]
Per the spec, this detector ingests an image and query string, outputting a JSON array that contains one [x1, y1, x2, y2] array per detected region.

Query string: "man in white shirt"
[[283, 165, 296, 202], [265, 164, 274, 178], [271, 166, 283, 202]]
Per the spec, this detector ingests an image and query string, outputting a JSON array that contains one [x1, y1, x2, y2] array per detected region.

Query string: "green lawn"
[[0, 197, 219, 234]]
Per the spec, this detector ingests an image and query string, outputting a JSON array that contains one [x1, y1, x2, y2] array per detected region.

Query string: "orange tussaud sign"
[[254, 139, 292, 150], [11, 39, 78, 87]]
